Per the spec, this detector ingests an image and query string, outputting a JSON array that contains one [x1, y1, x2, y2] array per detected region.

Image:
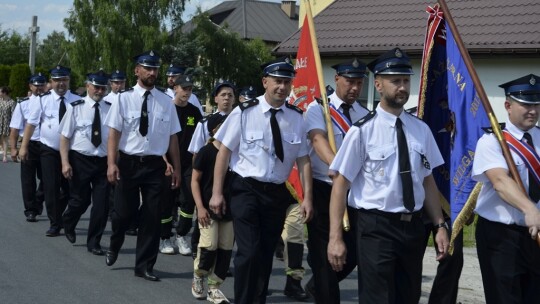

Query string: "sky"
[[0, 0, 284, 39]]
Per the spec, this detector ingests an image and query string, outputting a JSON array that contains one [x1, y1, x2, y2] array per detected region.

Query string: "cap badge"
[[186, 76, 190, 82], [285, 57, 291, 64], [56, 66, 61, 70], [149, 50, 154, 56], [38, 73, 42, 76], [530, 76, 536, 86], [169, 64, 173, 68], [395, 49, 403, 58], [116, 70, 120, 73], [249, 86, 253, 90], [352, 59, 359, 68]]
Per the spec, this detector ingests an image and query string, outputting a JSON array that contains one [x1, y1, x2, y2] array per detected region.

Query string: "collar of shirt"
[[133, 84, 158, 99], [375, 103, 409, 128], [259, 94, 285, 114], [505, 120, 537, 142], [328, 92, 363, 115], [51, 90, 65, 102]]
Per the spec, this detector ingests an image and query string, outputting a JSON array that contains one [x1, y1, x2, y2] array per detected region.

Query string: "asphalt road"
[[0, 160, 360, 304]]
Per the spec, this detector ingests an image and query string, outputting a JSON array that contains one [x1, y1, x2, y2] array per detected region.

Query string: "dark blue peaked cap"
[[499, 74, 540, 104], [240, 86, 257, 99], [367, 48, 413, 76], [49, 65, 71, 78], [133, 50, 160, 68], [110, 70, 126, 81], [261, 57, 296, 79], [212, 80, 236, 97], [29, 73, 47, 85], [332, 58, 368, 78], [166, 64, 186, 76], [86, 70, 110, 86]]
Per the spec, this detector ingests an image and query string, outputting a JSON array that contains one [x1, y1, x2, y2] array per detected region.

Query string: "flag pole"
[[437, 0, 539, 244], [304, 0, 350, 231]]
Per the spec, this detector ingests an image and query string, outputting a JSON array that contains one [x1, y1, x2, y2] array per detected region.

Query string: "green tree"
[[188, 11, 272, 105], [8, 64, 31, 98], [36, 31, 70, 68], [0, 27, 31, 65], [64, 0, 186, 85]]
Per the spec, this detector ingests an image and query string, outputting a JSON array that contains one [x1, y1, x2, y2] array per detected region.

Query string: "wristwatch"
[[434, 222, 449, 231]]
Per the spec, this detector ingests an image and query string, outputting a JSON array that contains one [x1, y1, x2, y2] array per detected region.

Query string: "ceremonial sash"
[[503, 130, 540, 185], [328, 103, 351, 135]]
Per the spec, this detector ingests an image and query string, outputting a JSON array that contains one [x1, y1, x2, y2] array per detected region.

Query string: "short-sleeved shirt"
[[174, 102, 203, 170], [10, 95, 41, 140], [214, 94, 309, 184], [188, 112, 228, 154], [193, 142, 232, 221], [329, 104, 444, 212], [472, 121, 540, 226], [27, 90, 81, 150], [58, 96, 111, 157], [104, 84, 181, 156], [305, 92, 369, 183]]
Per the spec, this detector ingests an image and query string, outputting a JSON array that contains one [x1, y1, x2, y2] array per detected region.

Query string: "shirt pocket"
[[242, 130, 264, 151], [365, 144, 395, 184], [410, 142, 430, 179], [124, 111, 140, 132], [75, 119, 92, 138], [282, 132, 301, 146], [154, 112, 171, 134], [44, 109, 57, 122]]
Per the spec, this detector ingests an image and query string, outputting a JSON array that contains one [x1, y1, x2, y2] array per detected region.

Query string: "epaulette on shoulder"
[[70, 99, 85, 106], [40, 91, 52, 97], [104, 101, 111, 106], [405, 110, 422, 121], [119, 87, 134, 94], [286, 102, 303, 114], [353, 111, 376, 127], [200, 112, 216, 123], [70, 90, 81, 97], [239, 98, 259, 111], [314, 97, 323, 105], [481, 123, 505, 134], [18, 96, 30, 103], [155, 86, 167, 93]]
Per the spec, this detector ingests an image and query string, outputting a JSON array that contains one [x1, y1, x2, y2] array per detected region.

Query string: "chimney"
[[281, 1, 296, 19]]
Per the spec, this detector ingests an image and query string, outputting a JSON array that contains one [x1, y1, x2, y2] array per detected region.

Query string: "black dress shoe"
[[26, 214, 37, 222], [45, 227, 60, 237], [105, 250, 118, 266], [134, 270, 160, 282], [90, 248, 104, 256], [65, 231, 76, 244]]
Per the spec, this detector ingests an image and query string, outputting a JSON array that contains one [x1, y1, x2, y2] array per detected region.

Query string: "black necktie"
[[59, 96, 66, 123], [139, 91, 150, 136], [269, 109, 284, 162], [523, 132, 540, 202], [396, 118, 415, 211], [341, 103, 352, 123], [91, 103, 101, 147]]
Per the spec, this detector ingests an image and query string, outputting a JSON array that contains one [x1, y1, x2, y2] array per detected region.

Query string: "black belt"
[[358, 208, 422, 222], [236, 172, 285, 192], [119, 151, 161, 163]]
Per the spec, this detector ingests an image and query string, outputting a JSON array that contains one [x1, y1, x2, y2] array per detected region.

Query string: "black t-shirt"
[[193, 143, 232, 221], [175, 102, 203, 171]]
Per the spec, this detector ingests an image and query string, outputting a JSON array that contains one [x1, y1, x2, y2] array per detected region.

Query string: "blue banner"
[[445, 20, 489, 222]]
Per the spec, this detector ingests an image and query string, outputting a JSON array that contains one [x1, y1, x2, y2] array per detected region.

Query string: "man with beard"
[[327, 48, 449, 303], [103, 70, 126, 104], [104, 50, 181, 282], [165, 64, 204, 115], [210, 57, 313, 303], [304, 58, 369, 303], [9, 73, 47, 222], [472, 74, 540, 304], [20, 66, 81, 237], [60, 70, 112, 256]]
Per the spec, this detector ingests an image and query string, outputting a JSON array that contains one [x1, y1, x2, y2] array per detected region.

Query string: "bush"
[[9, 64, 31, 99], [0, 65, 11, 87]]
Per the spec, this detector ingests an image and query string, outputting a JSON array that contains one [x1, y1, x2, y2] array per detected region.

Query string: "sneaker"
[[207, 287, 230, 304], [175, 235, 192, 256], [192, 275, 206, 299], [159, 239, 175, 255]]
